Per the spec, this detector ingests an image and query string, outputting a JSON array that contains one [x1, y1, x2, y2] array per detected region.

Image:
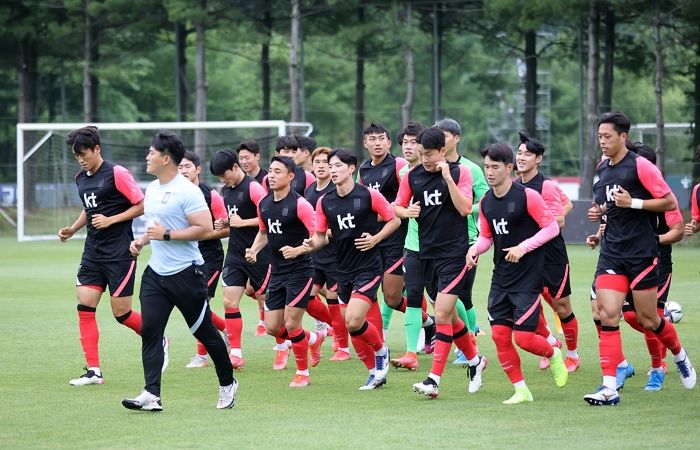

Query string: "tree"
[[580, 1, 600, 200], [290, 0, 301, 122], [400, 1, 416, 127]]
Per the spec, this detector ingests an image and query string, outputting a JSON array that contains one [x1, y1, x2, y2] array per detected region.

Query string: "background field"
[[0, 238, 698, 449]]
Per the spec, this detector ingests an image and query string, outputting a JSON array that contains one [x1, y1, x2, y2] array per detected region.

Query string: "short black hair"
[[275, 135, 299, 152], [182, 151, 201, 167], [329, 148, 358, 167], [434, 117, 461, 136], [66, 126, 100, 154], [270, 155, 296, 173], [598, 111, 631, 135], [397, 121, 425, 144], [363, 122, 390, 138], [209, 149, 238, 176], [152, 130, 186, 165], [237, 139, 260, 155], [628, 141, 657, 165], [416, 127, 445, 151], [480, 143, 514, 165], [295, 135, 317, 152], [518, 131, 545, 156]]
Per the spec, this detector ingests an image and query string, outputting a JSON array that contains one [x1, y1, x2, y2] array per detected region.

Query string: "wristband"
[[630, 198, 643, 210], [163, 229, 171, 241]]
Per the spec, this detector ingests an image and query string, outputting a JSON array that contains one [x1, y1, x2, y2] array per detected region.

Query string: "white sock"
[[652, 366, 664, 373], [618, 359, 628, 368], [258, 320, 265, 326], [466, 355, 480, 366], [339, 347, 350, 353], [274, 343, 287, 351], [428, 373, 441, 385], [296, 369, 309, 376], [88, 366, 101, 377], [603, 375, 617, 391], [513, 380, 526, 389], [375, 345, 387, 357], [566, 350, 579, 359], [423, 316, 434, 327], [230, 348, 243, 358], [308, 331, 317, 346], [673, 348, 687, 363], [546, 334, 557, 345]]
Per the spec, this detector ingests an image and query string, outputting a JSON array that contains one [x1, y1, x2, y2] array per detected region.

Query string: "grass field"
[[1, 237, 699, 449]]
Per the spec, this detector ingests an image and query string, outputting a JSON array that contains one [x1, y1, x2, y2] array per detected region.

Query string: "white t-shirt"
[[144, 173, 207, 276]]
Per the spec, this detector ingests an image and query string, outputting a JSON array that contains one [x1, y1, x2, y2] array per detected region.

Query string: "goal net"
[[16, 120, 312, 241]]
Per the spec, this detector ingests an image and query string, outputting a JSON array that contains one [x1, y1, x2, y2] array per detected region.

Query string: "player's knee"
[[491, 324, 512, 347], [345, 315, 363, 332]]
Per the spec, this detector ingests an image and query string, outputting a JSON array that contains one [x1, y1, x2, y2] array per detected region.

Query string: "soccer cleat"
[[539, 339, 562, 370], [122, 390, 163, 412], [417, 329, 426, 353], [374, 345, 390, 382], [230, 354, 245, 371], [217, 379, 238, 409], [452, 349, 468, 365], [424, 317, 436, 354], [549, 347, 568, 388], [309, 332, 325, 367], [69, 368, 104, 386], [220, 330, 230, 351], [358, 374, 387, 390], [161, 337, 171, 373], [675, 356, 697, 389], [390, 352, 419, 370], [583, 386, 620, 406], [502, 386, 533, 405], [468, 355, 488, 393], [412, 377, 439, 399], [254, 324, 266, 337], [332, 336, 339, 353], [616, 363, 635, 390], [186, 354, 209, 368], [644, 370, 665, 391], [289, 374, 310, 388], [273, 348, 289, 370], [329, 349, 351, 361], [565, 356, 581, 373], [646, 361, 668, 376]]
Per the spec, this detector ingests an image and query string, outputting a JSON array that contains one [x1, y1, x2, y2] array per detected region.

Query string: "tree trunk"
[[693, 24, 700, 184], [601, 6, 614, 113], [289, 0, 300, 122], [18, 36, 39, 210], [431, 2, 442, 123], [261, 4, 272, 120], [194, 2, 207, 159], [524, 30, 537, 138], [175, 22, 188, 122], [580, 2, 600, 200], [83, 1, 99, 122], [401, 2, 415, 127], [354, 6, 366, 156], [654, 15, 665, 174]]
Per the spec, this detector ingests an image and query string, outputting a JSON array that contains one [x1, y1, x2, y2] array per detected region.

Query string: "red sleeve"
[[261, 175, 270, 194], [249, 181, 267, 206], [315, 194, 329, 232], [395, 157, 408, 183], [210, 190, 227, 220], [478, 205, 492, 238], [636, 157, 671, 198], [395, 169, 413, 207], [542, 180, 564, 217], [304, 171, 316, 189], [297, 197, 316, 236], [257, 202, 266, 231], [456, 165, 473, 198], [525, 188, 555, 228], [557, 184, 570, 206], [113, 165, 144, 204], [692, 183, 700, 221], [369, 188, 395, 221], [664, 193, 682, 226]]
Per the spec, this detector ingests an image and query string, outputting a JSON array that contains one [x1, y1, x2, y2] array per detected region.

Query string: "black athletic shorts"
[[595, 254, 659, 291], [313, 266, 338, 292], [222, 262, 270, 296], [487, 288, 541, 332], [380, 244, 404, 276], [423, 257, 468, 298], [542, 263, 572, 300], [402, 249, 424, 308], [265, 269, 314, 311], [337, 270, 382, 305], [77, 257, 137, 298], [203, 257, 224, 298]]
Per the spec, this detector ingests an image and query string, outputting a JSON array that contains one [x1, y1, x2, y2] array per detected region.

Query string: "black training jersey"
[[480, 183, 554, 292], [221, 176, 270, 264], [395, 162, 472, 259], [316, 184, 395, 276], [264, 166, 315, 196], [196, 182, 225, 263], [515, 172, 569, 265], [595, 151, 671, 259], [305, 181, 337, 268], [358, 154, 409, 249], [253, 168, 268, 185], [258, 190, 315, 274], [75, 160, 144, 261]]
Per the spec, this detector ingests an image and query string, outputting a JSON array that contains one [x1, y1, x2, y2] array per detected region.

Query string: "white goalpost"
[[16, 120, 313, 242]]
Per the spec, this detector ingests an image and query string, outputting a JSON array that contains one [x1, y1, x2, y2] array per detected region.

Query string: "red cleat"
[[310, 332, 325, 367], [230, 354, 245, 371], [391, 352, 419, 370], [289, 374, 310, 388], [329, 349, 351, 361], [273, 348, 289, 370], [254, 324, 266, 337], [565, 356, 581, 372]]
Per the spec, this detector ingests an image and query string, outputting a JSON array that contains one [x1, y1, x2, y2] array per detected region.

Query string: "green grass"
[[0, 237, 699, 449]]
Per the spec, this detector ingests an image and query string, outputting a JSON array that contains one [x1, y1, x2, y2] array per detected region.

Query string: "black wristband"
[[163, 229, 171, 241]]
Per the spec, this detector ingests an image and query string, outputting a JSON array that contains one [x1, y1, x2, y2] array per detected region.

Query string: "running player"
[[236, 139, 267, 184], [294, 135, 316, 172], [270, 136, 316, 195], [684, 177, 700, 236]]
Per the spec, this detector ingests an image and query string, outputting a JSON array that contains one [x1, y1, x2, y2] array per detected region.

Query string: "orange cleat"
[[254, 324, 267, 337], [230, 354, 245, 370], [310, 332, 325, 367], [329, 349, 351, 361], [390, 352, 419, 371], [332, 337, 339, 353], [565, 356, 581, 372], [273, 348, 289, 370], [289, 373, 310, 388]]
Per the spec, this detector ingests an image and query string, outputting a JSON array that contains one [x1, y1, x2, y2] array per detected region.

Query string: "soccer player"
[[178, 151, 229, 368], [684, 178, 700, 236], [271, 136, 316, 195], [245, 156, 324, 387], [123, 131, 236, 411], [305, 149, 397, 390], [394, 127, 487, 398], [515, 132, 581, 372], [305, 147, 351, 361], [209, 149, 270, 370], [236, 139, 267, 184], [466, 142, 568, 405], [584, 112, 696, 406], [58, 126, 148, 386], [294, 135, 316, 172]]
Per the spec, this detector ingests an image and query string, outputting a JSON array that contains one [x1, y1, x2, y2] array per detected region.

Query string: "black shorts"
[[423, 257, 468, 298], [222, 262, 270, 296], [337, 270, 382, 305], [458, 264, 477, 310], [203, 257, 224, 298], [77, 257, 137, 298], [543, 263, 572, 300], [656, 271, 672, 307], [402, 249, 424, 308], [487, 288, 541, 332], [595, 254, 659, 291], [380, 244, 404, 276], [265, 270, 314, 311], [313, 266, 338, 292]]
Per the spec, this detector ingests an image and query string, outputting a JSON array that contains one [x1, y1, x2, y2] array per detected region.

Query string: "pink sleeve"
[[257, 202, 266, 231], [395, 157, 408, 183], [557, 184, 570, 206], [297, 197, 316, 236], [478, 207, 492, 239], [518, 220, 559, 254], [456, 165, 473, 198], [315, 195, 329, 232], [370, 189, 395, 221], [113, 165, 144, 204], [692, 184, 700, 221], [210, 190, 227, 220], [473, 235, 493, 254], [249, 181, 267, 206], [542, 180, 564, 217], [304, 171, 316, 189], [261, 175, 270, 194], [525, 188, 556, 228], [395, 169, 413, 207], [636, 157, 671, 198], [664, 193, 682, 226]]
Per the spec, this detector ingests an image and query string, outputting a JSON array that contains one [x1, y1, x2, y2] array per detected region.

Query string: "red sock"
[[643, 330, 664, 368], [288, 328, 309, 371], [116, 309, 141, 335], [514, 330, 553, 358], [307, 295, 332, 324], [350, 335, 375, 370], [225, 308, 243, 349], [211, 312, 225, 331], [259, 304, 265, 322], [349, 320, 383, 352], [599, 327, 624, 377], [430, 324, 453, 377], [367, 301, 384, 343], [78, 306, 100, 367], [561, 313, 578, 351], [491, 324, 523, 383], [622, 310, 645, 334], [328, 303, 349, 348], [534, 305, 549, 338], [653, 318, 682, 355], [452, 320, 477, 360]]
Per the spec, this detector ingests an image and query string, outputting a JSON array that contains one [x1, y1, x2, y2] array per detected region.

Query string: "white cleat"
[[412, 377, 439, 399], [186, 354, 209, 368], [467, 355, 488, 393], [217, 379, 238, 409], [69, 368, 104, 386], [122, 390, 163, 411], [161, 337, 171, 373], [373, 345, 390, 383], [676, 356, 697, 390]]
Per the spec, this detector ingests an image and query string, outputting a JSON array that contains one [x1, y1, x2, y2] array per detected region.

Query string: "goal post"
[[16, 120, 313, 242]]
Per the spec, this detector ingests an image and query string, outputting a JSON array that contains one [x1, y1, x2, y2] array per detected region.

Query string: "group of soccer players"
[[60, 110, 697, 411]]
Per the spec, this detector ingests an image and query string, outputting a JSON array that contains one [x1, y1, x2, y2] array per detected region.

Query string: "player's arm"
[[469, 162, 489, 215], [660, 204, 684, 245], [467, 208, 493, 268], [504, 188, 559, 263], [59, 210, 87, 242], [437, 162, 473, 217], [93, 165, 145, 229], [614, 157, 674, 212], [684, 184, 700, 236], [542, 180, 565, 228], [206, 190, 230, 239], [356, 190, 400, 251], [92, 200, 144, 230], [231, 182, 267, 228], [557, 185, 573, 216], [394, 170, 419, 219], [282, 198, 316, 259], [245, 230, 268, 263], [303, 196, 330, 252]]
